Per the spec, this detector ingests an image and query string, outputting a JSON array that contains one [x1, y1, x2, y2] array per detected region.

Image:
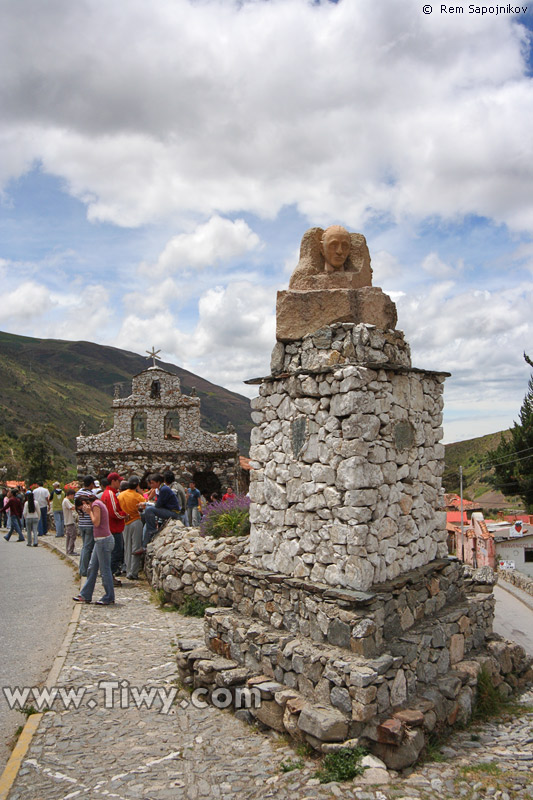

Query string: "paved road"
[[0, 532, 77, 772], [494, 582, 533, 656]]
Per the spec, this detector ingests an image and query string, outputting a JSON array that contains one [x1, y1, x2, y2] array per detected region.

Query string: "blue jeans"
[[80, 535, 115, 604], [26, 518, 39, 546], [38, 506, 48, 535], [79, 527, 95, 576], [5, 516, 23, 540], [111, 532, 124, 576], [53, 510, 64, 537], [142, 507, 179, 548]]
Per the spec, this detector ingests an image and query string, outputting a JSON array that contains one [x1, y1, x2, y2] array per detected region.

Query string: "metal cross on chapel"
[[146, 346, 161, 367]]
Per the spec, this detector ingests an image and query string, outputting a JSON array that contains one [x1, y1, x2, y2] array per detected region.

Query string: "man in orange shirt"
[[119, 475, 145, 580]]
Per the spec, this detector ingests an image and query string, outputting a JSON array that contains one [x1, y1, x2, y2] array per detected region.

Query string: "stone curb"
[[0, 538, 82, 800]]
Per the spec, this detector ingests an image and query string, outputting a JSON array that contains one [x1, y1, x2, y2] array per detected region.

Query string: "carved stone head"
[[288, 226, 373, 291], [320, 225, 351, 272]]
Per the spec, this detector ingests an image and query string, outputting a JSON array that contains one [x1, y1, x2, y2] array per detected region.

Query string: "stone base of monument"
[[148, 528, 532, 769], [146, 316, 533, 769], [276, 287, 398, 342]]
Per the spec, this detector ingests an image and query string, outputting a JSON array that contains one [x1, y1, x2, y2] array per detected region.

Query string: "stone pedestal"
[[248, 323, 448, 592], [148, 315, 523, 770], [276, 288, 398, 342]]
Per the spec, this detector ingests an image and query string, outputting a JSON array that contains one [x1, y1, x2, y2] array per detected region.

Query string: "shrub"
[[314, 747, 366, 783], [200, 495, 250, 538], [472, 666, 510, 721], [178, 595, 213, 617]]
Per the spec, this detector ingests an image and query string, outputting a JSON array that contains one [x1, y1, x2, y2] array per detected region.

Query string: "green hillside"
[[0, 331, 253, 478], [443, 430, 513, 499]]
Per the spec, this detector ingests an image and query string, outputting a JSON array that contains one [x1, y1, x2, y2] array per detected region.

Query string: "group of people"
[[72, 471, 213, 606], [2, 472, 236, 607], [1, 482, 77, 549]]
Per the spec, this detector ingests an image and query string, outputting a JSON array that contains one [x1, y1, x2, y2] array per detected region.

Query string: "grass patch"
[[460, 762, 502, 776], [20, 705, 40, 717], [178, 595, 214, 617], [314, 747, 366, 784], [151, 588, 167, 607], [295, 741, 316, 759], [471, 667, 530, 723], [280, 758, 304, 773], [8, 726, 24, 750], [421, 731, 449, 763]]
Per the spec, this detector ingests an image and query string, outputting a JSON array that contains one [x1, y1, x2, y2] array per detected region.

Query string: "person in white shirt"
[[32, 481, 50, 536], [62, 489, 77, 555], [23, 490, 41, 547]]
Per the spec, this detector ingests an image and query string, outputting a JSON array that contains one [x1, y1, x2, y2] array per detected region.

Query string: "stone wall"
[[76, 451, 239, 492], [248, 324, 448, 591], [148, 528, 507, 756], [148, 528, 493, 660], [498, 569, 533, 597], [176, 628, 531, 767], [146, 525, 248, 605]]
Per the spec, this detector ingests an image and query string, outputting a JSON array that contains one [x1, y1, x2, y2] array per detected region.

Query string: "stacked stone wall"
[[498, 569, 533, 597], [249, 324, 448, 591], [76, 452, 239, 488], [149, 529, 495, 723]]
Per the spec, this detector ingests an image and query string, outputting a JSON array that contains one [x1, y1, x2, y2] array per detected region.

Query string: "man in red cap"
[[101, 471, 128, 586]]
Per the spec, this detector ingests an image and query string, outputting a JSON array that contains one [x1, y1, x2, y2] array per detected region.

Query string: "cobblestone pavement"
[[7, 534, 533, 800]]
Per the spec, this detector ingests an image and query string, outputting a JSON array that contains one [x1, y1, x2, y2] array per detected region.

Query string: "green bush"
[[472, 666, 509, 721], [200, 496, 250, 538], [178, 595, 213, 617], [315, 747, 366, 783]]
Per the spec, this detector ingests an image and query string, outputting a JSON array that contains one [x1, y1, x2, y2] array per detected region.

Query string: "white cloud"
[[421, 252, 463, 279], [0, 281, 52, 320], [151, 216, 261, 275], [42, 285, 113, 342], [0, 1, 531, 232], [397, 280, 533, 441], [116, 279, 275, 395]]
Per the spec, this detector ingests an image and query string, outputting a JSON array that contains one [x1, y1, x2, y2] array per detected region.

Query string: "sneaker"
[[133, 547, 146, 556], [126, 574, 139, 580], [95, 600, 115, 605], [113, 578, 122, 587], [3, 535, 8, 541]]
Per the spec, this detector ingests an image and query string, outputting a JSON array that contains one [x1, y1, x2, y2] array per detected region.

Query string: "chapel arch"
[[164, 411, 180, 439], [132, 411, 148, 440], [192, 470, 221, 499]]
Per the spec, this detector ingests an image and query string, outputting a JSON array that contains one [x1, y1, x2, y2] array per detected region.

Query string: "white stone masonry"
[[248, 324, 448, 592]]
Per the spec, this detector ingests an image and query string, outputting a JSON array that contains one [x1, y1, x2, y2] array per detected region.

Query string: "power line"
[[482, 445, 533, 470]]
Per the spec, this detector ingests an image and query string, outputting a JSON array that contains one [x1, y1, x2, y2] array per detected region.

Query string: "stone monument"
[[149, 228, 529, 769], [250, 226, 446, 592], [276, 225, 397, 341]]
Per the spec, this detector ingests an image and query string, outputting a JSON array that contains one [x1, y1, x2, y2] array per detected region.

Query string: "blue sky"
[[0, 0, 532, 444]]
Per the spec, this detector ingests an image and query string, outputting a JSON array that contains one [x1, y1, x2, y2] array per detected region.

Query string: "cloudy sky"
[[0, 0, 532, 444]]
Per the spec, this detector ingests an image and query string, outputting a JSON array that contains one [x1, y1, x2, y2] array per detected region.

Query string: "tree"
[[488, 354, 533, 511], [21, 427, 66, 484]]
